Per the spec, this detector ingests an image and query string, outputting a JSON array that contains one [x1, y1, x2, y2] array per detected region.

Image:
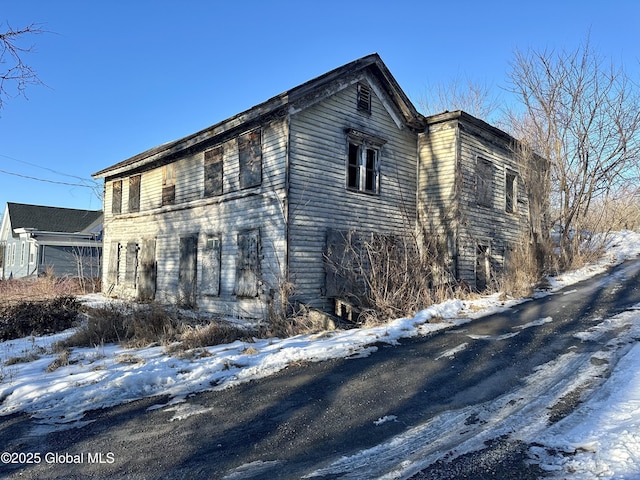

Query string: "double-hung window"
[[346, 129, 385, 194]]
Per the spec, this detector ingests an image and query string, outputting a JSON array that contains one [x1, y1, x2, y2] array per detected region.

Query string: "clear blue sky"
[[1, 0, 638, 211]]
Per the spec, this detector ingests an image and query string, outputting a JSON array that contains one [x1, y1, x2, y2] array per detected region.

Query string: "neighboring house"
[[0, 203, 103, 280], [92, 54, 546, 319]]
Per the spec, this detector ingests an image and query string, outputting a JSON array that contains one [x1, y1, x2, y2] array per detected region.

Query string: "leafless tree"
[[506, 37, 640, 267], [0, 22, 44, 110], [418, 75, 501, 120]]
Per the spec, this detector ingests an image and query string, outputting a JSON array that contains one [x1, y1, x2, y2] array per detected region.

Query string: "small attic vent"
[[357, 83, 371, 113]]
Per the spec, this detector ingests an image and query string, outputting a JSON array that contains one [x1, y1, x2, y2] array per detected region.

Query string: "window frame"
[[505, 169, 517, 214], [476, 157, 493, 208], [112, 180, 122, 214], [235, 229, 260, 298], [201, 234, 222, 296], [238, 129, 262, 190], [162, 163, 176, 206], [345, 129, 385, 195], [129, 175, 141, 213], [204, 146, 224, 197]]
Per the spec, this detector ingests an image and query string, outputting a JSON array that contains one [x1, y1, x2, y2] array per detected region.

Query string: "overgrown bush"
[[171, 322, 252, 351], [61, 302, 255, 351], [60, 303, 177, 348], [0, 275, 99, 305], [324, 229, 465, 325], [0, 296, 80, 341]]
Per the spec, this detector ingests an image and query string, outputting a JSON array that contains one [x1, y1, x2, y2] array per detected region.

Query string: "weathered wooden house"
[[0, 203, 103, 280], [92, 54, 545, 319]]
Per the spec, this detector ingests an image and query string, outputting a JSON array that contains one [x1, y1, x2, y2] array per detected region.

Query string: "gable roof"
[[5, 203, 103, 234], [92, 53, 424, 179]]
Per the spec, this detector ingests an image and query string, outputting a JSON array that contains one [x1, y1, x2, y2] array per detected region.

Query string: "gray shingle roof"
[[7, 203, 102, 233]]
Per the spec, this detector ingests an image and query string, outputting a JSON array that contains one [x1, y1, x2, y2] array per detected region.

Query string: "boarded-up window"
[[204, 146, 223, 197], [357, 83, 371, 113], [179, 235, 198, 307], [505, 170, 517, 213], [476, 158, 493, 208], [324, 229, 351, 298], [107, 242, 120, 286], [162, 164, 176, 206], [235, 229, 260, 297], [129, 175, 141, 213], [138, 238, 156, 301], [112, 180, 122, 214], [238, 130, 262, 189], [201, 235, 221, 296], [125, 242, 138, 287]]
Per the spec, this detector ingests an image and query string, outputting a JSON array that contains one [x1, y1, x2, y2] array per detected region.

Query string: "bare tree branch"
[[417, 75, 501, 120], [0, 22, 45, 110]]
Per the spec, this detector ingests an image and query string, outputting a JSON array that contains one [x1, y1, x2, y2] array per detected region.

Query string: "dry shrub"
[[0, 296, 80, 341], [61, 304, 130, 348], [63, 302, 255, 352], [46, 349, 70, 373], [0, 274, 98, 307], [264, 295, 336, 338], [324, 229, 463, 325], [125, 304, 178, 348], [61, 303, 179, 348], [177, 322, 251, 351], [499, 236, 547, 297]]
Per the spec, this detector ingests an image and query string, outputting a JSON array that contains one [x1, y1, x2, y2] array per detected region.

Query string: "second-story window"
[[505, 170, 517, 213], [346, 129, 385, 194], [204, 146, 223, 197], [476, 157, 493, 208], [129, 175, 141, 213], [112, 180, 122, 214], [162, 164, 176, 206], [238, 130, 262, 189]]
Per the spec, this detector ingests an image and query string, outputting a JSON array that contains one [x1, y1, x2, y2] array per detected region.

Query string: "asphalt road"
[[3, 258, 640, 480]]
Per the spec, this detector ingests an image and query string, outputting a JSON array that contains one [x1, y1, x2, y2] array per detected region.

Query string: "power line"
[[0, 152, 91, 183], [0, 168, 97, 188]]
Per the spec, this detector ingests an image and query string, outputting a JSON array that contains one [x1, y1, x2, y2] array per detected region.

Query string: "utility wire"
[[0, 152, 90, 182], [0, 168, 96, 188]]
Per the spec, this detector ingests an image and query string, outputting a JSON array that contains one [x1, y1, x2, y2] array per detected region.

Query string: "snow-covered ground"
[[2, 230, 640, 478]]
